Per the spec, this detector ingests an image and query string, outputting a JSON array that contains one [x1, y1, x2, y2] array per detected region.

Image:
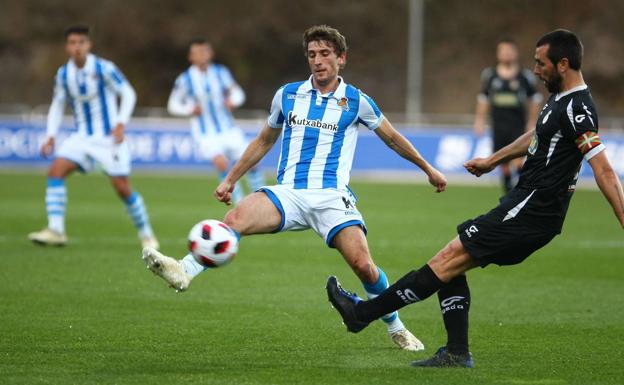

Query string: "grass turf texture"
[[0, 170, 622, 385]]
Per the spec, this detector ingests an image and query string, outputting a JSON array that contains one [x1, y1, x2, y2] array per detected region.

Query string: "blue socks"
[[124, 192, 154, 238], [363, 267, 405, 333], [46, 177, 66, 234]]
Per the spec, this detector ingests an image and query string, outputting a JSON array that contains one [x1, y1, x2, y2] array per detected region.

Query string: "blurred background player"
[[167, 38, 265, 204], [474, 38, 542, 193], [143, 25, 448, 351], [28, 25, 159, 249]]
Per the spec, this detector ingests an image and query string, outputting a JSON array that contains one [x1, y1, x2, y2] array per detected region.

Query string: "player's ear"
[[338, 52, 347, 69], [557, 57, 569, 74]]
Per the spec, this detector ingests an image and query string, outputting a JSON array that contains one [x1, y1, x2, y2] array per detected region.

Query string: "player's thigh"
[[223, 192, 282, 235], [48, 157, 80, 178], [427, 237, 479, 283], [333, 226, 378, 283]]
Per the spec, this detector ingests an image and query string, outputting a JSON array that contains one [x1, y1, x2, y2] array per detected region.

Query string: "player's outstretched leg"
[[142, 247, 191, 292], [29, 177, 68, 246], [362, 267, 424, 351], [327, 264, 445, 331]]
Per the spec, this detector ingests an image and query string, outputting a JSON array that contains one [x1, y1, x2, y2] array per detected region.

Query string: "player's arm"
[[588, 151, 624, 228], [214, 123, 281, 204], [474, 96, 489, 136], [374, 118, 446, 192], [42, 70, 67, 157], [464, 128, 534, 176], [474, 68, 492, 136], [167, 77, 197, 116], [106, 63, 136, 143]]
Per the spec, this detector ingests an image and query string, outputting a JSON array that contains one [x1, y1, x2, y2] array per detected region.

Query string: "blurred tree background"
[[0, 0, 622, 117]]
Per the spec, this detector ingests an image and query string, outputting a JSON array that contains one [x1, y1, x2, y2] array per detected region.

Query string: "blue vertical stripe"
[[294, 90, 330, 189], [184, 70, 207, 134], [77, 70, 93, 135], [203, 77, 223, 134], [322, 86, 360, 188], [61, 65, 78, 124], [215, 65, 235, 128], [96, 60, 111, 135], [276, 82, 304, 184]]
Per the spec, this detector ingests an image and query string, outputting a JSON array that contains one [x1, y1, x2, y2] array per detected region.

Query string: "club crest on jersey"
[[528, 133, 539, 155], [287, 111, 338, 132], [337, 97, 349, 111]]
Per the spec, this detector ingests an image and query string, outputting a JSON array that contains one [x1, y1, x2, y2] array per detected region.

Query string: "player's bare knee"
[[350, 257, 377, 283], [223, 208, 244, 233]]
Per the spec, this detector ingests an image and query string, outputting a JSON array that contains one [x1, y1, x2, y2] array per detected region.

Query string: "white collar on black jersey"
[[555, 84, 588, 101], [301, 75, 347, 99], [68, 53, 95, 72]]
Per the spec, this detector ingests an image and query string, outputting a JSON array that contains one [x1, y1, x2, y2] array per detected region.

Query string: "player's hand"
[[224, 98, 235, 111], [464, 157, 495, 177], [214, 180, 234, 205], [191, 105, 202, 116], [427, 168, 447, 193], [112, 123, 125, 144], [40, 137, 55, 158]]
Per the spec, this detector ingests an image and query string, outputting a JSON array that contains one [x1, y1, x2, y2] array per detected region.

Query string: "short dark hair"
[[536, 29, 583, 70], [189, 37, 210, 47], [302, 25, 348, 56], [64, 25, 90, 39], [497, 37, 517, 48]]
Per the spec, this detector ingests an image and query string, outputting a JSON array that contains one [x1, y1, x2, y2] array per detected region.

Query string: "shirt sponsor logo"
[[287, 111, 338, 132]]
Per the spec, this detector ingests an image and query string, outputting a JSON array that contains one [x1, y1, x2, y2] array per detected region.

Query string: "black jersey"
[[513, 85, 602, 232], [480, 67, 540, 133]]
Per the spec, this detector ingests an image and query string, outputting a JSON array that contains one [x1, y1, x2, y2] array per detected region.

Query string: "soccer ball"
[[188, 219, 239, 268]]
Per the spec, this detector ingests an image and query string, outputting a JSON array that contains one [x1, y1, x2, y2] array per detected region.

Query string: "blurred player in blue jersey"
[[28, 25, 159, 249], [143, 25, 447, 351], [167, 38, 265, 204]]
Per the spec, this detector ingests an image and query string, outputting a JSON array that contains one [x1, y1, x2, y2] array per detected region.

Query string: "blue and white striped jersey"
[[268, 76, 383, 191], [46, 53, 136, 138], [168, 64, 245, 139]]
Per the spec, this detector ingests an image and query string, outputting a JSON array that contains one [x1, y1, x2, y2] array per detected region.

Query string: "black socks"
[[438, 274, 471, 355], [355, 264, 443, 323]]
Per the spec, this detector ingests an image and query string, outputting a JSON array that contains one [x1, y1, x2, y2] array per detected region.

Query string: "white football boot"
[[140, 236, 160, 250], [28, 228, 67, 246], [390, 328, 425, 351], [142, 247, 190, 292]]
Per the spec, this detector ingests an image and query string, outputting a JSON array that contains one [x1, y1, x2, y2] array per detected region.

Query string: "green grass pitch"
[[1, 170, 622, 385]]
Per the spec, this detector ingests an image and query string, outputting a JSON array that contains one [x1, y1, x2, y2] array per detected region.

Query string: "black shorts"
[[457, 193, 558, 267], [493, 127, 524, 152]]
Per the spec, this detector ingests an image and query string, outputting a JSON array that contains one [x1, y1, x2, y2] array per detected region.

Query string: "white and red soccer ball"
[[188, 219, 238, 268]]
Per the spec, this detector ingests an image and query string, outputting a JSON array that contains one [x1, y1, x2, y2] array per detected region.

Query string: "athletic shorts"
[[259, 185, 367, 248], [56, 134, 131, 176], [457, 192, 558, 267], [493, 127, 524, 152], [196, 128, 248, 161]]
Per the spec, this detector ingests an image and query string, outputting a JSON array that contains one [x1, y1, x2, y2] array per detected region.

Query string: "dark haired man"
[[474, 38, 542, 193], [327, 29, 624, 367], [167, 38, 265, 204], [143, 25, 447, 351], [29, 25, 159, 249]]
